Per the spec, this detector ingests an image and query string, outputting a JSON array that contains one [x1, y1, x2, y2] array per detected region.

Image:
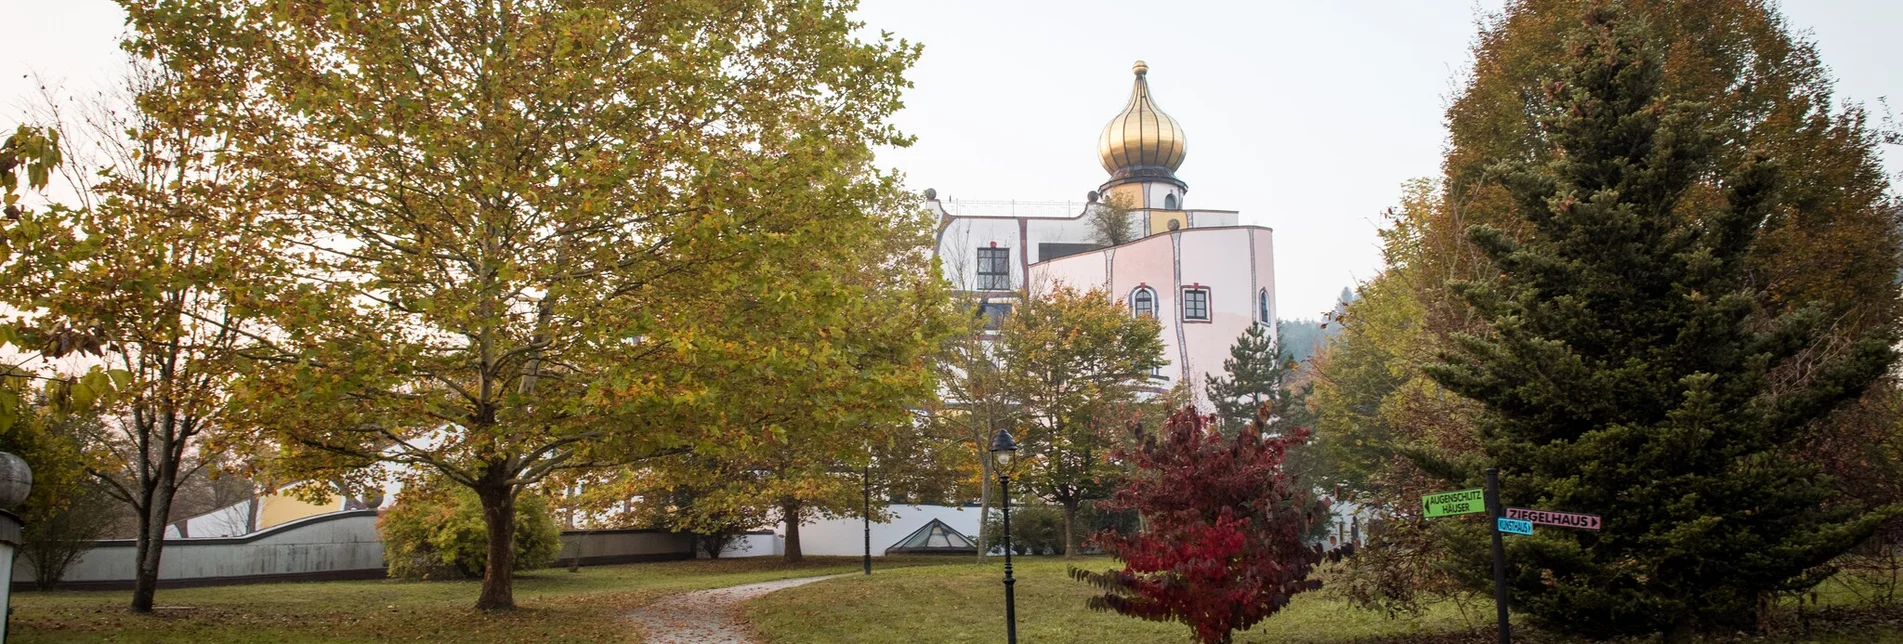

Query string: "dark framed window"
[[1183, 287, 1211, 321], [978, 301, 1012, 331], [976, 248, 1011, 291], [1038, 242, 1101, 262], [1130, 287, 1156, 318], [1259, 288, 1270, 323], [1164, 194, 1178, 209]]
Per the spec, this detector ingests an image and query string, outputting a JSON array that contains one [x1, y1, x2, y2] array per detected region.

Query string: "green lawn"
[[16, 555, 1900, 643], [12, 556, 926, 644], [748, 557, 1903, 644], [749, 557, 1481, 643]]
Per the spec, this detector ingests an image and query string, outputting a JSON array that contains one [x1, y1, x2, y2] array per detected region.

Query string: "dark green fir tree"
[[1205, 323, 1309, 438], [1425, 6, 1898, 639]]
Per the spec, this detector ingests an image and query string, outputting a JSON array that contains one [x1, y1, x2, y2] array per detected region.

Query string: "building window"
[[1164, 194, 1178, 209], [979, 301, 1012, 331], [1259, 289, 1270, 323], [1183, 287, 1211, 321], [1038, 242, 1101, 262], [1130, 287, 1156, 318], [976, 247, 1011, 291]]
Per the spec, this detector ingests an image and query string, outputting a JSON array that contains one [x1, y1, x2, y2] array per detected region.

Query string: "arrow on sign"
[[1497, 518, 1533, 535], [1505, 507, 1601, 530]]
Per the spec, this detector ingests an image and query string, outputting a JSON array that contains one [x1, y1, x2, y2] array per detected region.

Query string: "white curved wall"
[[21, 511, 698, 589], [31, 511, 387, 587], [1032, 226, 1275, 397]]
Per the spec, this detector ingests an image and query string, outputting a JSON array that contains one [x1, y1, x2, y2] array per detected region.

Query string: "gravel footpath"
[[630, 574, 846, 644]]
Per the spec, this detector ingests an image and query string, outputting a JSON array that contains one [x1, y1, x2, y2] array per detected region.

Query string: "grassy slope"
[[749, 557, 1903, 644], [749, 557, 1481, 644], [13, 556, 919, 643]]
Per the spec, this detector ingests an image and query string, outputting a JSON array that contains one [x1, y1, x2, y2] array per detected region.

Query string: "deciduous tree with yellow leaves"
[[121, 0, 933, 610]]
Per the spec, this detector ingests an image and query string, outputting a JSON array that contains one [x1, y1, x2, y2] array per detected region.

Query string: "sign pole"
[[1485, 467, 1510, 644]]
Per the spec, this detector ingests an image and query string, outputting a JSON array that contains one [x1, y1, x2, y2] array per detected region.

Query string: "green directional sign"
[[1422, 488, 1486, 518]]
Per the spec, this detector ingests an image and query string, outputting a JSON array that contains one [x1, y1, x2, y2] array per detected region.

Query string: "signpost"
[[1420, 476, 1606, 644], [1496, 518, 1533, 535], [1483, 469, 1510, 644], [1422, 488, 1484, 517]]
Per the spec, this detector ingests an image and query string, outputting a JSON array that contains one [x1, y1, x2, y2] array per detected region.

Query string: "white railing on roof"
[[941, 198, 1087, 218]]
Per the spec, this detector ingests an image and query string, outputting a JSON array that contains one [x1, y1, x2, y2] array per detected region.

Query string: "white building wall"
[[716, 533, 781, 558], [168, 500, 254, 539], [39, 511, 387, 586], [770, 504, 984, 558], [1175, 228, 1273, 382], [1032, 226, 1275, 395], [1025, 217, 1104, 254], [1186, 209, 1240, 228], [1253, 228, 1277, 324], [935, 214, 1028, 292], [930, 198, 1238, 294]]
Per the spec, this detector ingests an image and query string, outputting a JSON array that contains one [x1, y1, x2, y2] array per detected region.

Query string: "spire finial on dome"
[[1098, 60, 1187, 184]]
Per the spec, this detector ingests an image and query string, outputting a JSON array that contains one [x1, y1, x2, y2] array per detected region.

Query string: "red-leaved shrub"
[[1071, 406, 1349, 643]]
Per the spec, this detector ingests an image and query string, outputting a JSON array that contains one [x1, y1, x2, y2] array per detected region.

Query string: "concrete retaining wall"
[[19, 510, 697, 590], [22, 510, 387, 590], [555, 529, 696, 566]]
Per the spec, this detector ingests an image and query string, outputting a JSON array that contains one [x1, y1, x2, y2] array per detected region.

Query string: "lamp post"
[[863, 461, 872, 576], [989, 426, 1019, 644], [0, 451, 33, 643]]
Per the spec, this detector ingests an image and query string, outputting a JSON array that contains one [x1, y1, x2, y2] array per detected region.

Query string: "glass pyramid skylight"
[[884, 518, 978, 555]]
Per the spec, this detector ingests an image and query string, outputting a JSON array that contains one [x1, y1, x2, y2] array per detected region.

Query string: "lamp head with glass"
[[989, 427, 1018, 470]]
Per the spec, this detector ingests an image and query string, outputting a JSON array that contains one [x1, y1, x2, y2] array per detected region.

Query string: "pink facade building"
[[930, 60, 1276, 394]]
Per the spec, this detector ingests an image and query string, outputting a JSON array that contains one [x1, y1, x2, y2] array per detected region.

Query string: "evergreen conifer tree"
[[1206, 323, 1308, 438], [1425, 7, 1898, 637]]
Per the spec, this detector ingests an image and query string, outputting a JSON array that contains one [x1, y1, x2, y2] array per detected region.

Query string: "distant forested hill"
[[1275, 319, 1331, 364], [1277, 288, 1353, 364]]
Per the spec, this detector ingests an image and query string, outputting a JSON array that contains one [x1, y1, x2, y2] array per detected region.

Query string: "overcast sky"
[[5, 0, 1899, 318]]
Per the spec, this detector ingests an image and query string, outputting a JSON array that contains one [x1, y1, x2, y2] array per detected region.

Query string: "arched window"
[[1163, 193, 1178, 209], [1259, 289, 1271, 323], [1130, 287, 1156, 318]]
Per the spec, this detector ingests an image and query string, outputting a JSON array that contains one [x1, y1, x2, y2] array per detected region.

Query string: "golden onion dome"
[[1097, 60, 1187, 182]]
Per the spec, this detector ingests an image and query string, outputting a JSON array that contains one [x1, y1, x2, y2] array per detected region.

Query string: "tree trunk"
[[131, 503, 171, 611], [1062, 501, 1079, 559], [129, 511, 158, 612], [782, 499, 804, 563], [976, 454, 992, 564], [130, 467, 178, 613], [474, 483, 517, 611]]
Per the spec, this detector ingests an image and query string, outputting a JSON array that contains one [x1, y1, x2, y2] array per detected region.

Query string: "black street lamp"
[[989, 425, 1020, 644]]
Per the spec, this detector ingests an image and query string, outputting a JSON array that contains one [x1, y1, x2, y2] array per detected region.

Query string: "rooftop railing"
[[939, 198, 1088, 218]]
